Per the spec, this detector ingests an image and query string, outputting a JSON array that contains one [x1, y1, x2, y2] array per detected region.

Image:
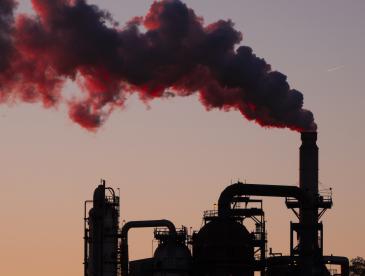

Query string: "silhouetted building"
[[83, 132, 349, 276]]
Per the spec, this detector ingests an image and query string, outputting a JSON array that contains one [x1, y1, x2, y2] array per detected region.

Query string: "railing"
[[285, 197, 298, 203], [285, 190, 333, 205], [154, 226, 188, 241], [203, 210, 218, 218]]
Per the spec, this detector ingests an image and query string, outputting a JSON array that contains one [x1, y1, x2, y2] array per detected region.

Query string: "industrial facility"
[[83, 132, 349, 276]]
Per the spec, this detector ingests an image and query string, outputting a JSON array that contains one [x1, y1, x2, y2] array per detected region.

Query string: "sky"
[[0, 1, 364, 275]]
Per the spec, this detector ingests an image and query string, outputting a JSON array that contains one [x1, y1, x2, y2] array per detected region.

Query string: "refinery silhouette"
[[83, 132, 349, 276], [0, 1, 358, 275]]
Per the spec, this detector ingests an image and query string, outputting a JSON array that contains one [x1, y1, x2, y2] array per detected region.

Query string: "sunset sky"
[[0, 1, 364, 275]]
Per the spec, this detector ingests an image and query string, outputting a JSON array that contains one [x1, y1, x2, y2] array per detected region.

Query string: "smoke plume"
[[0, 0, 317, 131]]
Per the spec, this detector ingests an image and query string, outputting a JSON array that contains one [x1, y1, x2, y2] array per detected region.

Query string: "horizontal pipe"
[[121, 219, 176, 238], [218, 182, 307, 217]]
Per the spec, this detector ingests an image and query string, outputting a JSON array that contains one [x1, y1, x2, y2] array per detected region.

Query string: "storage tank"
[[193, 217, 254, 276], [153, 241, 192, 275]]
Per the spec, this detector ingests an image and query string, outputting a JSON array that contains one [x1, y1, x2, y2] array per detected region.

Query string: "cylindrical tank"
[[87, 184, 119, 276], [153, 241, 192, 276], [193, 218, 254, 276]]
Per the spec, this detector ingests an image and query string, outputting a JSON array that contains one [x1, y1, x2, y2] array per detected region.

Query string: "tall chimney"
[[300, 132, 318, 195], [299, 132, 321, 275]]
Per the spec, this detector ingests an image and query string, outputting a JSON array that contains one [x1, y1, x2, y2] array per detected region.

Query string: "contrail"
[[327, 65, 344, 72]]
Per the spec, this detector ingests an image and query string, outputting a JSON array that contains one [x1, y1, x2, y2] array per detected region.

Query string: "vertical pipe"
[[121, 237, 129, 276], [299, 132, 319, 274], [290, 222, 293, 257], [84, 219, 88, 276], [84, 202, 88, 276], [84, 211, 89, 276]]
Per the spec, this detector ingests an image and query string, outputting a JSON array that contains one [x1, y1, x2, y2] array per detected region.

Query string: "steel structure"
[[83, 132, 349, 276]]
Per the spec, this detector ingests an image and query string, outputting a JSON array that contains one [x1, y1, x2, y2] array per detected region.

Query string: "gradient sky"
[[0, 1, 364, 275]]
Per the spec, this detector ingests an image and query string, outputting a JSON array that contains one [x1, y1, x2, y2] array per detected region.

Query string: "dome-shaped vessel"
[[153, 241, 192, 275], [193, 217, 254, 276]]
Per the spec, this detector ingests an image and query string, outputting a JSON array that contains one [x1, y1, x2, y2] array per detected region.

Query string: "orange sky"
[[0, 1, 364, 275]]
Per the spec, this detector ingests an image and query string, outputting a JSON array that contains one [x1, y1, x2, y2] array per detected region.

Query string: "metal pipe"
[[218, 182, 306, 217], [121, 219, 177, 276]]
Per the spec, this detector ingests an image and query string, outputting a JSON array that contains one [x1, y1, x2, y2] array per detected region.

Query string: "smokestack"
[[300, 132, 318, 195], [299, 131, 321, 275]]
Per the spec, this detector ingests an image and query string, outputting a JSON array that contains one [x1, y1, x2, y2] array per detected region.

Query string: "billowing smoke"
[[0, 0, 317, 131]]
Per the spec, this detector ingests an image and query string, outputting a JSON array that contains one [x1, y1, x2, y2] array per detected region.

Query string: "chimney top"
[[301, 131, 317, 143]]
